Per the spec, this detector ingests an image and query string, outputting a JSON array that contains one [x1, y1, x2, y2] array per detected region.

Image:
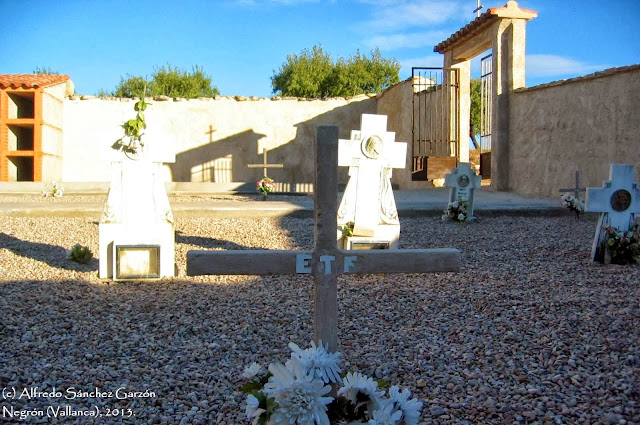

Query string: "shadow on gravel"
[[0, 233, 98, 272], [175, 231, 269, 250]]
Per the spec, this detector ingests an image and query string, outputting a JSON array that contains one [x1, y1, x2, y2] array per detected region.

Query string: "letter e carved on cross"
[[187, 126, 460, 352]]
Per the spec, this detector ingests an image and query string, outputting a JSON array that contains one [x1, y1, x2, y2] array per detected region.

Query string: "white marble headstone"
[[99, 141, 176, 279], [443, 162, 482, 222], [337, 114, 407, 241], [585, 163, 640, 263]]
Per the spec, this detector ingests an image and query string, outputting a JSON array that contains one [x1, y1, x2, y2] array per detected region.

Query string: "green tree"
[[149, 64, 219, 98], [271, 45, 334, 98], [272, 45, 400, 98], [114, 74, 149, 98], [470, 78, 482, 149], [112, 64, 219, 99]]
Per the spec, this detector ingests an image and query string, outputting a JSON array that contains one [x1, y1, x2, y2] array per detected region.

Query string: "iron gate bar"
[[480, 52, 492, 153], [411, 67, 460, 177]]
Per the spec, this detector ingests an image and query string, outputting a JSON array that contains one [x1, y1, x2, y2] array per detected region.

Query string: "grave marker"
[[248, 148, 284, 178], [443, 162, 482, 222], [585, 163, 640, 263], [187, 126, 460, 352], [559, 170, 586, 199], [337, 114, 407, 248]]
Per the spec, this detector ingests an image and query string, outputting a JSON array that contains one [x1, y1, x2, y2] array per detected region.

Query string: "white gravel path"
[[0, 213, 638, 424]]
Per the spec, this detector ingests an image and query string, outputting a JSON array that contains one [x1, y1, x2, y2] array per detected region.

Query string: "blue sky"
[[1, 0, 638, 97]]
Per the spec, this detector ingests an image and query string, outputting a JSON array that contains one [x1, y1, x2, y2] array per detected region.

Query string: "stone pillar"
[[491, 13, 530, 191], [454, 59, 471, 163]]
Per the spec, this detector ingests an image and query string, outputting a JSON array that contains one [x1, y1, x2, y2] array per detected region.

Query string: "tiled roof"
[[0, 74, 70, 90], [434, 1, 537, 54]]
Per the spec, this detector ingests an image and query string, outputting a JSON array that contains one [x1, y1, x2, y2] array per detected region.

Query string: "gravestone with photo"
[[442, 162, 482, 222], [99, 129, 176, 280], [585, 163, 640, 263], [336, 114, 407, 250], [187, 126, 460, 352]]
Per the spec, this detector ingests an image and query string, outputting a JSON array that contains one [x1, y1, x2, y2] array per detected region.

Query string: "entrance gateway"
[[187, 126, 460, 352]]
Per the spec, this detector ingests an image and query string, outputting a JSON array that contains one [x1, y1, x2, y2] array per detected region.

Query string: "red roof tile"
[[434, 1, 537, 54], [0, 74, 70, 90]]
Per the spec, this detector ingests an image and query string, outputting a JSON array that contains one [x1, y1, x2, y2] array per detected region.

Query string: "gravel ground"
[[0, 213, 638, 424]]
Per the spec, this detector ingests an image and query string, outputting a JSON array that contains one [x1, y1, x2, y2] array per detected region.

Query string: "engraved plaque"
[[361, 135, 383, 159], [610, 189, 631, 212]]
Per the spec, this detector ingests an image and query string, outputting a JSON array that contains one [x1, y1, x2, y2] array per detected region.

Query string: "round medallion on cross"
[[361, 135, 383, 159], [457, 175, 470, 188], [610, 189, 632, 212]]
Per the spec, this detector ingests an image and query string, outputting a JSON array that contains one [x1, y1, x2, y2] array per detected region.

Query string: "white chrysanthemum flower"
[[242, 362, 262, 379], [451, 201, 459, 208], [245, 394, 266, 425], [338, 372, 384, 411], [288, 340, 342, 384], [388, 386, 423, 425], [368, 401, 403, 425], [264, 359, 332, 425], [458, 213, 466, 221]]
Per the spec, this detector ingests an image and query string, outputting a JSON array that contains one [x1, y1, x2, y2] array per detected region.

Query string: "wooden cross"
[[187, 126, 460, 352], [559, 170, 586, 199], [585, 163, 640, 262], [247, 148, 284, 178], [206, 125, 216, 143]]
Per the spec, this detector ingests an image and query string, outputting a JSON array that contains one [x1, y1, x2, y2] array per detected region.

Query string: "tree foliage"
[[33, 66, 59, 75], [112, 64, 219, 99], [271, 45, 400, 98], [470, 78, 482, 137]]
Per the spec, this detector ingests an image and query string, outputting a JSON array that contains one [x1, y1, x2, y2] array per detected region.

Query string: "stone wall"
[[63, 95, 376, 190], [508, 65, 640, 197]]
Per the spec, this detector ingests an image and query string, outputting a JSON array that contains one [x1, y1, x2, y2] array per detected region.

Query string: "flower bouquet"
[[442, 196, 469, 222], [560, 193, 585, 219], [241, 340, 422, 425], [602, 223, 640, 265], [42, 181, 64, 198], [257, 177, 276, 200]]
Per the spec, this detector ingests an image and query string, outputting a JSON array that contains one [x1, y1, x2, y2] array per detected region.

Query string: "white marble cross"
[[337, 114, 407, 236], [187, 126, 460, 352], [99, 127, 176, 280], [585, 163, 640, 262], [444, 162, 482, 221]]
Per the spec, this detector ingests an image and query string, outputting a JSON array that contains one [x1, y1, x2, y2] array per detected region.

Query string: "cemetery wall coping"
[[67, 93, 377, 102], [513, 64, 640, 94]]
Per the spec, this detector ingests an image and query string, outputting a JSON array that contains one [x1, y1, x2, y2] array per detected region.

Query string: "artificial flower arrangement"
[[241, 340, 422, 425], [602, 222, 640, 265], [42, 181, 64, 198], [257, 177, 276, 198], [560, 193, 585, 219], [442, 196, 469, 222]]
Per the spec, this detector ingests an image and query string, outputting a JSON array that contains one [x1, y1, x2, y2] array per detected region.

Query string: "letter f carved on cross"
[[187, 126, 461, 352]]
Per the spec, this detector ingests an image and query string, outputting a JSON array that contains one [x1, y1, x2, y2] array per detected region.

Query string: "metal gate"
[[411, 67, 459, 181], [479, 53, 492, 178]]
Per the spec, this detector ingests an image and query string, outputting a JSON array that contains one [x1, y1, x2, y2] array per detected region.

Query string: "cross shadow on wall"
[[0, 233, 98, 272], [169, 129, 266, 183]]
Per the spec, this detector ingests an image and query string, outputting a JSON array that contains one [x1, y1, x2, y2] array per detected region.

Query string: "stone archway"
[[434, 1, 537, 191]]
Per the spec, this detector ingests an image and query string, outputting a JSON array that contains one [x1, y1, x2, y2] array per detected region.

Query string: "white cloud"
[[364, 30, 451, 50], [398, 54, 445, 75], [526, 54, 608, 78], [363, 1, 466, 30]]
